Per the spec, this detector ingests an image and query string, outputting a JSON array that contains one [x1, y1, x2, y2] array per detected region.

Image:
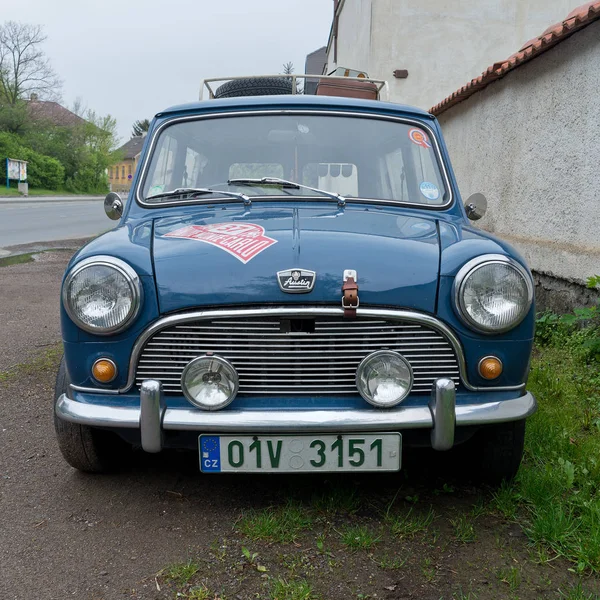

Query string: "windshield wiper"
[[146, 187, 251, 206], [228, 177, 346, 207]]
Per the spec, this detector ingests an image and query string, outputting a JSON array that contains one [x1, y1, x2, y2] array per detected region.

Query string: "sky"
[[2, 0, 333, 143]]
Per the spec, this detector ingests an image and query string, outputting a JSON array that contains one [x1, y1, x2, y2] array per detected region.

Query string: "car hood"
[[152, 205, 440, 314]]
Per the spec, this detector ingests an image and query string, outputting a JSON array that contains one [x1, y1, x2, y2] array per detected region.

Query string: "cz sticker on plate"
[[199, 433, 401, 473]]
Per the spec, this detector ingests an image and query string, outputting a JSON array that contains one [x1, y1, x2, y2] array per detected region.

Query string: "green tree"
[[131, 118, 150, 137], [63, 111, 121, 193]]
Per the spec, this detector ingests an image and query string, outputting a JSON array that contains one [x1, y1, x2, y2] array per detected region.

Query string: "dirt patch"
[[0, 246, 78, 373]]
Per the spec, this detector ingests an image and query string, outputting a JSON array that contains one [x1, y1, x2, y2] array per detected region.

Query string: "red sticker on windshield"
[[408, 128, 432, 149], [164, 222, 277, 264]]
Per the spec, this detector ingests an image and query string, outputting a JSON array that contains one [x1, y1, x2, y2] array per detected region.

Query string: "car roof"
[[157, 94, 433, 119]]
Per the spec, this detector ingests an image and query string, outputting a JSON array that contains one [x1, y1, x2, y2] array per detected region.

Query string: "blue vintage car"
[[54, 76, 536, 482]]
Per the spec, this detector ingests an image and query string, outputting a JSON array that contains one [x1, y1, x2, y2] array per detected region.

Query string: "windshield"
[[140, 114, 449, 207]]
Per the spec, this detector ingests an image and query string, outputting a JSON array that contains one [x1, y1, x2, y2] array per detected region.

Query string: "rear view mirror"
[[104, 192, 124, 220], [464, 193, 487, 221]]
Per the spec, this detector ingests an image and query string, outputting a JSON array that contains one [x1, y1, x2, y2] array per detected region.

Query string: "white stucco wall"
[[327, 0, 578, 110], [437, 20, 600, 284]]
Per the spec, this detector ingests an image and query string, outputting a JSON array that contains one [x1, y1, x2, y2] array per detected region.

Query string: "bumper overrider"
[[55, 379, 536, 453]]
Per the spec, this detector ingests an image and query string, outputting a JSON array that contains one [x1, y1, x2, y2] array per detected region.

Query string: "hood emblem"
[[277, 269, 316, 293]]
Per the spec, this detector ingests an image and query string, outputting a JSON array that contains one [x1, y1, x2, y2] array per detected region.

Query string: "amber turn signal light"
[[478, 356, 503, 380], [92, 358, 117, 383]]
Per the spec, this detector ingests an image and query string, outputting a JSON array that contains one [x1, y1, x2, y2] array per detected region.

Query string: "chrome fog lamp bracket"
[[355, 350, 413, 408], [181, 355, 239, 411]]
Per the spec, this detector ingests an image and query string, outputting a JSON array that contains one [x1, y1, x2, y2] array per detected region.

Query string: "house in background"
[[323, 0, 579, 110], [27, 94, 86, 127], [430, 1, 600, 310], [304, 46, 327, 94], [109, 136, 145, 193]]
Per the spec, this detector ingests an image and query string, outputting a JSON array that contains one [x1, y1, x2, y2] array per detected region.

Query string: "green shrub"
[[0, 131, 65, 189]]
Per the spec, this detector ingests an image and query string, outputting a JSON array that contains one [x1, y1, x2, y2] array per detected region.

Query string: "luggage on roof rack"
[[200, 73, 389, 101]]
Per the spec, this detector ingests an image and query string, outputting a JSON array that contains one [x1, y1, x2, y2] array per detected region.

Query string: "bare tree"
[[0, 21, 61, 105], [282, 61, 294, 75]]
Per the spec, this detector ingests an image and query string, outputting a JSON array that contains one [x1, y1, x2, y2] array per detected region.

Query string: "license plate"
[[199, 433, 401, 473]]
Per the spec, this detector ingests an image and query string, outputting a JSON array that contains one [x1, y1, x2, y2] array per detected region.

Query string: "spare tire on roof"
[[214, 77, 294, 98]]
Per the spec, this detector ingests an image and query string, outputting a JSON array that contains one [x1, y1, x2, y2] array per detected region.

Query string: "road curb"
[[0, 196, 104, 204]]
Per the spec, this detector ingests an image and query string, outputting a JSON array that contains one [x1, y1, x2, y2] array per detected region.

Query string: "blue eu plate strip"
[[200, 435, 221, 472]]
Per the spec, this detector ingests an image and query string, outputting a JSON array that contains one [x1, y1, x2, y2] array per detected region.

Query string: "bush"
[[0, 131, 65, 189], [23, 152, 64, 189]]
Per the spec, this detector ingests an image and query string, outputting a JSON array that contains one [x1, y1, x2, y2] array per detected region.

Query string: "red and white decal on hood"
[[163, 222, 277, 264]]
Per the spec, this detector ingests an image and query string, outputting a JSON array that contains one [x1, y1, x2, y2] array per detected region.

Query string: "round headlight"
[[455, 256, 533, 334], [181, 355, 239, 411], [63, 256, 142, 335], [356, 350, 413, 408]]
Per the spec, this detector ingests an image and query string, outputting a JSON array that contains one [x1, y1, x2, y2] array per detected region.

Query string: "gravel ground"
[[1, 246, 599, 600]]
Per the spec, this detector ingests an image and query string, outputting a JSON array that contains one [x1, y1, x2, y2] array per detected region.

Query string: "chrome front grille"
[[135, 312, 461, 395]]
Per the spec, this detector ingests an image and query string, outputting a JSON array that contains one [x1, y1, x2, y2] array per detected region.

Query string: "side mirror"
[[464, 193, 487, 221], [104, 192, 123, 220]]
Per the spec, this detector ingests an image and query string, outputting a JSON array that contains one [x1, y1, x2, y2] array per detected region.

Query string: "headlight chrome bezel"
[[454, 254, 533, 334], [62, 255, 142, 335]]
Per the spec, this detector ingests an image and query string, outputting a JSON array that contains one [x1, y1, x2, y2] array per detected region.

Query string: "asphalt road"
[[0, 199, 112, 250]]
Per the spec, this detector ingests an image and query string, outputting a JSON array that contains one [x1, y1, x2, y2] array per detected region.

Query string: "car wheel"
[[457, 420, 526, 484], [214, 77, 294, 98], [53, 357, 131, 473]]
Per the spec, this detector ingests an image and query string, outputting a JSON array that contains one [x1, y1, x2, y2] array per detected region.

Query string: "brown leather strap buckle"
[[342, 270, 359, 318]]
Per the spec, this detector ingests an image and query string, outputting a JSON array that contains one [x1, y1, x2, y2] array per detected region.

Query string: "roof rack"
[[200, 74, 390, 101]]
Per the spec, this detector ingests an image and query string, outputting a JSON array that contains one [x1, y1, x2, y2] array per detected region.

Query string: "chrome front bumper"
[[56, 378, 537, 453]]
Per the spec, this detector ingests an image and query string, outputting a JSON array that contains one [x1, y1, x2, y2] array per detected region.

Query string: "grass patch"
[[451, 514, 476, 543], [160, 560, 200, 585], [270, 577, 317, 600], [389, 506, 435, 538], [237, 502, 313, 544], [338, 524, 380, 550], [0, 343, 62, 384], [559, 582, 600, 600], [496, 565, 521, 591], [0, 253, 35, 267], [0, 187, 98, 197], [310, 484, 361, 515], [508, 315, 600, 572], [184, 586, 211, 600]]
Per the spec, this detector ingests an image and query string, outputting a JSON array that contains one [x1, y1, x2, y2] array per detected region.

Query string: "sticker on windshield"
[[148, 184, 165, 196], [408, 128, 432, 149], [163, 222, 277, 264], [419, 182, 440, 201]]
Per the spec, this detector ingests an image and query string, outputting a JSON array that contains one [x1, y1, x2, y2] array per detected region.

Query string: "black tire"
[[456, 420, 526, 484], [54, 357, 131, 473], [214, 77, 293, 98]]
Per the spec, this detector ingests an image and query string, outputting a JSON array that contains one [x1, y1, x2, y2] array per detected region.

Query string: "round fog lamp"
[[356, 350, 413, 408], [181, 355, 239, 411]]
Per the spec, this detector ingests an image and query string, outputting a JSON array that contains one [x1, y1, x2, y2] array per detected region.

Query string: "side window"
[[407, 140, 445, 205], [147, 134, 178, 194]]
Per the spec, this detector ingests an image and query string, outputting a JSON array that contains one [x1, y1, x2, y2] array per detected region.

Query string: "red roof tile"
[[430, 1, 600, 116]]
